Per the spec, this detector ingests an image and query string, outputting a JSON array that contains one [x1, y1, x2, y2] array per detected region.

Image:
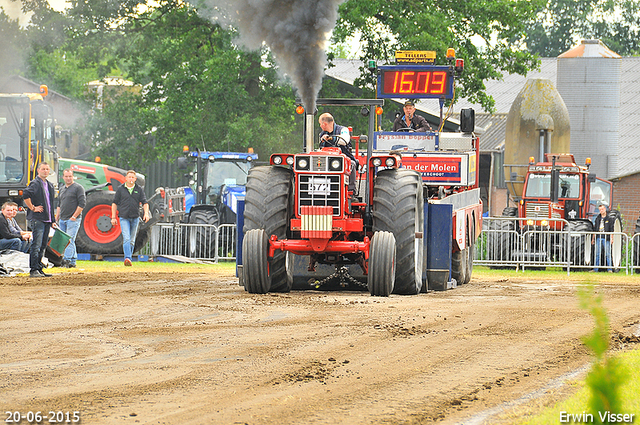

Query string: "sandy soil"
[[1, 267, 639, 425]]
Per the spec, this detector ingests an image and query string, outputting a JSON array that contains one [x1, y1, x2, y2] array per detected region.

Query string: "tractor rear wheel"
[[187, 209, 219, 258], [373, 168, 424, 295], [487, 212, 515, 268], [567, 220, 593, 267], [368, 231, 396, 296], [76, 191, 121, 254], [243, 166, 293, 293], [243, 229, 270, 293], [465, 241, 474, 284], [609, 210, 623, 270], [451, 248, 467, 286]]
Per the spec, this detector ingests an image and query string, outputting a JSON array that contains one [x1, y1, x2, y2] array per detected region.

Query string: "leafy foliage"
[[332, 0, 544, 112], [578, 284, 627, 422], [525, 0, 640, 57], [12, 0, 300, 169]]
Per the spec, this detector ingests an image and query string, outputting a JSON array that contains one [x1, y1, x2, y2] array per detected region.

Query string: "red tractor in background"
[[493, 153, 622, 267]]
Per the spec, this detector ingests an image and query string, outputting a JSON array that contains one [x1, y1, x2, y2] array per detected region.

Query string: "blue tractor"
[[177, 150, 257, 226], [152, 149, 257, 257]]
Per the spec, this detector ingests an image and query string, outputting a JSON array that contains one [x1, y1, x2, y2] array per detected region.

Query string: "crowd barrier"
[[140, 223, 237, 262], [137, 220, 640, 274], [476, 217, 633, 274]]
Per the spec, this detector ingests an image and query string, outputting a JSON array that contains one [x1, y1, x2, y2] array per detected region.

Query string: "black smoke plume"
[[202, 0, 344, 112]]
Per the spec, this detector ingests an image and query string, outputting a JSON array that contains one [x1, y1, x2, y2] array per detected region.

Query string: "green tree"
[[0, 8, 28, 79], [13, 0, 300, 169], [525, 0, 640, 57], [331, 0, 544, 112]]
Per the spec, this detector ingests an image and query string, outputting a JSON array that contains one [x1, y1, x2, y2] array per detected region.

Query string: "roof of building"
[[325, 56, 640, 179]]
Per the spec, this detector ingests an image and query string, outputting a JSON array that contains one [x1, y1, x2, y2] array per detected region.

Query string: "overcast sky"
[[1, 0, 69, 26]]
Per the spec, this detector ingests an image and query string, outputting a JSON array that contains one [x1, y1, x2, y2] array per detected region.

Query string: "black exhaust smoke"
[[202, 0, 344, 112]]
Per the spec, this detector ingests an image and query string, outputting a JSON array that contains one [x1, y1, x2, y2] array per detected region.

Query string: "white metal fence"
[[140, 223, 237, 262], [136, 220, 640, 273], [477, 217, 633, 273]]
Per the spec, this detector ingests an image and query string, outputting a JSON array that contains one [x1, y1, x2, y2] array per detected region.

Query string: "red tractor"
[[242, 99, 424, 296], [494, 153, 621, 267]]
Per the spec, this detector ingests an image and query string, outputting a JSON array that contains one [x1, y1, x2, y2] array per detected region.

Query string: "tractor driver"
[[393, 100, 432, 132], [318, 113, 357, 197]]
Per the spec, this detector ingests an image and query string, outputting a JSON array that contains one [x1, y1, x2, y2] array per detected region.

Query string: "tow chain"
[[309, 266, 367, 289]]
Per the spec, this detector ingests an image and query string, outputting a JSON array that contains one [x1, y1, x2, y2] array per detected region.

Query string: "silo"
[[504, 78, 571, 198], [557, 39, 621, 179]]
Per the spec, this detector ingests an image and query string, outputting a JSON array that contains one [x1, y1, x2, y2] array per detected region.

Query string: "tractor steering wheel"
[[321, 134, 349, 146], [395, 127, 414, 133]]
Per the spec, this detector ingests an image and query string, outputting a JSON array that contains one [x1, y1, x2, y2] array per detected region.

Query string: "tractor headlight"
[[372, 158, 382, 167], [286, 156, 294, 165], [385, 157, 395, 167], [541, 220, 549, 227], [526, 219, 534, 226], [330, 158, 342, 171], [296, 157, 310, 170], [272, 155, 283, 165]]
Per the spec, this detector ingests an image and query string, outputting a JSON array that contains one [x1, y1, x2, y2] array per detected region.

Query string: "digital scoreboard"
[[377, 65, 454, 99]]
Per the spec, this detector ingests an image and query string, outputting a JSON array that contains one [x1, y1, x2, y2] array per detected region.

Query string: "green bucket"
[[48, 228, 72, 257]]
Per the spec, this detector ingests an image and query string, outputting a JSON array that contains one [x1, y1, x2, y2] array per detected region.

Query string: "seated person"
[[0, 201, 32, 252], [393, 100, 433, 132]]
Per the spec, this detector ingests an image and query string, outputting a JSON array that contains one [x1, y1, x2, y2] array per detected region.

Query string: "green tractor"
[[58, 158, 153, 255]]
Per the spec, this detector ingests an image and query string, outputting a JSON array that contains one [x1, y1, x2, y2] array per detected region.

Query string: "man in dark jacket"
[[393, 100, 433, 132], [0, 201, 32, 252], [23, 162, 55, 277], [111, 170, 151, 266], [591, 203, 614, 272]]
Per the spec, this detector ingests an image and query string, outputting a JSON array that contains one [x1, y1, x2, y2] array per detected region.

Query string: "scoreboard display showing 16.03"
[[376, 65, 454, 99]]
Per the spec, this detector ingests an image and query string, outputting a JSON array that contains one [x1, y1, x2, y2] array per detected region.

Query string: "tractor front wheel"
[[243, 229, 270, 294], [373, 169, 424, 295], [243, 166, 293, 292], [368, 231, 396, 297]]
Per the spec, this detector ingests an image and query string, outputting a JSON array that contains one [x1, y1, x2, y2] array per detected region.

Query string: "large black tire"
[[502, 207, 518, 217], [465, 241, 474, 284], [487, 217, 515, 266], [462, 220, 475, 284], [372, 168, 424, 295], [243, 166, 293, 293], [567, 220, 593, 266], [133, 226, 152, 254], [243, 229, 270, 293], [368, 231, 396, 297], [452, 248, 467, 286], [187, 209, 219, 258], [76, 191, 121, 254], [609, 210, 623, 270]]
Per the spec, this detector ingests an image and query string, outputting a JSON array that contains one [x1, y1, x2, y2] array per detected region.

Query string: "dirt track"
[[1, 267, 639, 425]]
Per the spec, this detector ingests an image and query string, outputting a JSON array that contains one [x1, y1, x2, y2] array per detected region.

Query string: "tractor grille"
[[298, 174, 341, 216], [525, 202, 561, 219]]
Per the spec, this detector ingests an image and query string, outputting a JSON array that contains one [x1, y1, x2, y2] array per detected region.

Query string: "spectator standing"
[[0, 201, 31, 252], [591, 203, 614, 272], [23, 162, 55, 277], [111, 170, 151, 266], [55, 169, 86, 268]]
